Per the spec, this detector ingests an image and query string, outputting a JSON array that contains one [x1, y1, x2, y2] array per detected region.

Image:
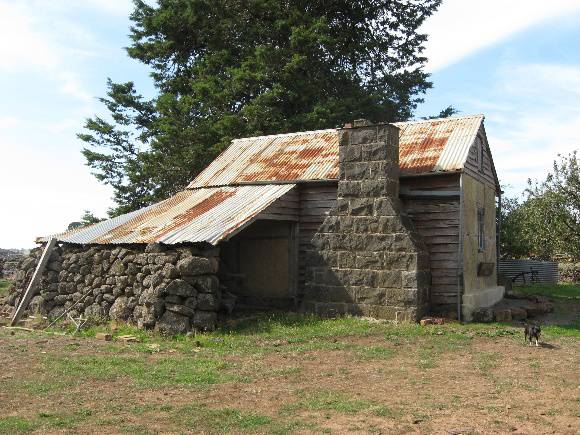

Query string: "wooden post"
[[11, 238, 57, 326]]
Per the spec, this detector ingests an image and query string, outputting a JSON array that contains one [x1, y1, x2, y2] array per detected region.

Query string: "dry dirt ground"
[[0, 289, 578, 434]]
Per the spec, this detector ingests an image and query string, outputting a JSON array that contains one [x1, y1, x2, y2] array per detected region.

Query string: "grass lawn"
[[0, 284, 579, 434], [516, 282, 580, 301]]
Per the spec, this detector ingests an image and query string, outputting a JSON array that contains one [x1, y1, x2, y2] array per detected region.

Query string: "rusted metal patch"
[[189, 116, 483, 187], [42, 185, 296, 246], [188, 130, 339, 187]]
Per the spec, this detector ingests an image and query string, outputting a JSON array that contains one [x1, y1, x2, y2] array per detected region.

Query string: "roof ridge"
[[233, 128, 338, 142], [393, 114, 484, 126]]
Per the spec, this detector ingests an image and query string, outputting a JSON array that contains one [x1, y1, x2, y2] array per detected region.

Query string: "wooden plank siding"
[[401, 196, 461, 306], [258, 188, 300, 221], [297, 184, 337, 293], [463, 126, 498, 192]]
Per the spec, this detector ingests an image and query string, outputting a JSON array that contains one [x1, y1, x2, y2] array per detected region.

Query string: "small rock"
[[109, 296, 132, 321], [472, 308, 494, 323], [163, 279, 196, 297], [196, 293, 220, 311], [494, 309, 512, 322], [420, 317, 444, 326], [165, 303, 195, 318], [110, 260, 126, 276], [192, 310, 217, 331], [145, 243, 165, 253], [95, 332, 112, 341], [176, 256, 212, 276], [157, 310, 190, 335], [510, 307, 527, 320]]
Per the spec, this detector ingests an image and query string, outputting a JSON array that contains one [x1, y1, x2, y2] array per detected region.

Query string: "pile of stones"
[[1, 243, 222, 334], [0, 248, 25, 279]]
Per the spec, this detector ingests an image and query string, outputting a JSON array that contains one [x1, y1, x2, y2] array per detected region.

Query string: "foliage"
[[499, 193, 533, 259], [526, 151, 580, 259], [422, 105, 459, 119], [500, 152, 580, 260], [79, 0, 442, 216], [67, 211, 104, 231]]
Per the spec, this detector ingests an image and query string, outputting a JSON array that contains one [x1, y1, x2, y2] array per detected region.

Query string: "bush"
[[559, 263, 580, 283]]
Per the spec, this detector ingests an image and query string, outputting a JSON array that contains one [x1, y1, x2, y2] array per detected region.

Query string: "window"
[[477, 208, 485, 251], [479, 144, 485, 172]]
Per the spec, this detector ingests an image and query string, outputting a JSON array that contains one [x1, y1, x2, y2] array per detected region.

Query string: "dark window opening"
[[477, 208, 485, 252]]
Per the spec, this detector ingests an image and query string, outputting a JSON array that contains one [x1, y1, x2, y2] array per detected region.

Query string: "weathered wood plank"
[[11, 238, 57, 326]]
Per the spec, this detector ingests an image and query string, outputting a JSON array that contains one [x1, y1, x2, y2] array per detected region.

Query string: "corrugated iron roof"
[[40, 185, 295, 246], [189, 129, 338, 188], [41, 115, 485, 246], [188, 115, 484, 187], [394, 114, 484, 175]]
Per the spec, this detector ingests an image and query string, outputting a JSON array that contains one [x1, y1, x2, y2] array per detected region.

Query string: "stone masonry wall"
[[303, 122, 430, 321], [1, 243, 221, 334]]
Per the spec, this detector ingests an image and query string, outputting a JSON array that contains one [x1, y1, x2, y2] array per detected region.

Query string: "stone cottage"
[[3, 114, 502, 332]]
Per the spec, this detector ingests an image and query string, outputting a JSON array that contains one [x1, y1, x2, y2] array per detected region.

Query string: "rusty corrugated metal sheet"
[[395, 114, 484, 175], [189, 115, 483, 187], [188, 129, 339, 188], [40, 185, 296, 246]]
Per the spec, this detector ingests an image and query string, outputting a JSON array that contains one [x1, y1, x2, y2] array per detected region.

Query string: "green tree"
[[499, 193, 531, 259], [79, 0, 442, 215], [525, 151, 580, 260], [500, 152, 580, 260], [67, 211, 104, 231], [422, 105, 459, 120]]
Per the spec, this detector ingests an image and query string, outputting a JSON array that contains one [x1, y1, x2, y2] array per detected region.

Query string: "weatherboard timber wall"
[[401, 197, 461, 307], [297, 184, 338, 295], [303, 123, 430, 321]]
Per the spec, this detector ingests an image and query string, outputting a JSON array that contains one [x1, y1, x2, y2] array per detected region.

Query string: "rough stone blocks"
[[304, 122, 430, 322]]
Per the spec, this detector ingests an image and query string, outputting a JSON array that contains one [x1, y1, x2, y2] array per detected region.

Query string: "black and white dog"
[[524, 324, 541, 347]]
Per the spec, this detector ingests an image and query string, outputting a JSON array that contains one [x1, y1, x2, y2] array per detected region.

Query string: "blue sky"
[[1, 0, 579, 248]]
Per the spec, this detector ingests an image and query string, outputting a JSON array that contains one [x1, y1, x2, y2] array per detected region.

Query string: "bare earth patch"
[[0, 298, 579, 433]]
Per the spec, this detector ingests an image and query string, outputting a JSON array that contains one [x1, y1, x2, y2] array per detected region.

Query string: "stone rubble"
[[0, 243, 221, 334]]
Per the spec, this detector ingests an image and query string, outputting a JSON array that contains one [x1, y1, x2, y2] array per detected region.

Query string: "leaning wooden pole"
[[11, 238, 57, 326]]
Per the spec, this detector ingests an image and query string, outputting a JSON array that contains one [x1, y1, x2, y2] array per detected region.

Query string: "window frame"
[[477, 207, 485, 252]]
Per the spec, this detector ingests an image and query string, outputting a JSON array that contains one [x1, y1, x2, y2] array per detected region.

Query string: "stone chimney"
[[303, 122, 430, 321]]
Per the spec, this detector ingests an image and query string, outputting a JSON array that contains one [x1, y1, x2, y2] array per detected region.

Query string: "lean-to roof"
[[39, 185, 295, 245]]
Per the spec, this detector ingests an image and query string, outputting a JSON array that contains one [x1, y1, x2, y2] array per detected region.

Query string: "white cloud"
[[0, 0, 110, 102], [0, 2, 58, 70], [481, 63, 580, 195], [58, 72, 94, 103], [82, 0, 134, 16], [422, 0, 580, 71], [0, 116, 21, 129], [0, 136, 114, 248], [497, 63, 580, 103]]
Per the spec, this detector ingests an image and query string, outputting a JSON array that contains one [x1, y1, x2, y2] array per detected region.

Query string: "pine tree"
[[79, 0, 442, 215]]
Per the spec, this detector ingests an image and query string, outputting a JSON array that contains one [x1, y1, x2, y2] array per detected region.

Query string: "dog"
[[524, 323, 541, 347]]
